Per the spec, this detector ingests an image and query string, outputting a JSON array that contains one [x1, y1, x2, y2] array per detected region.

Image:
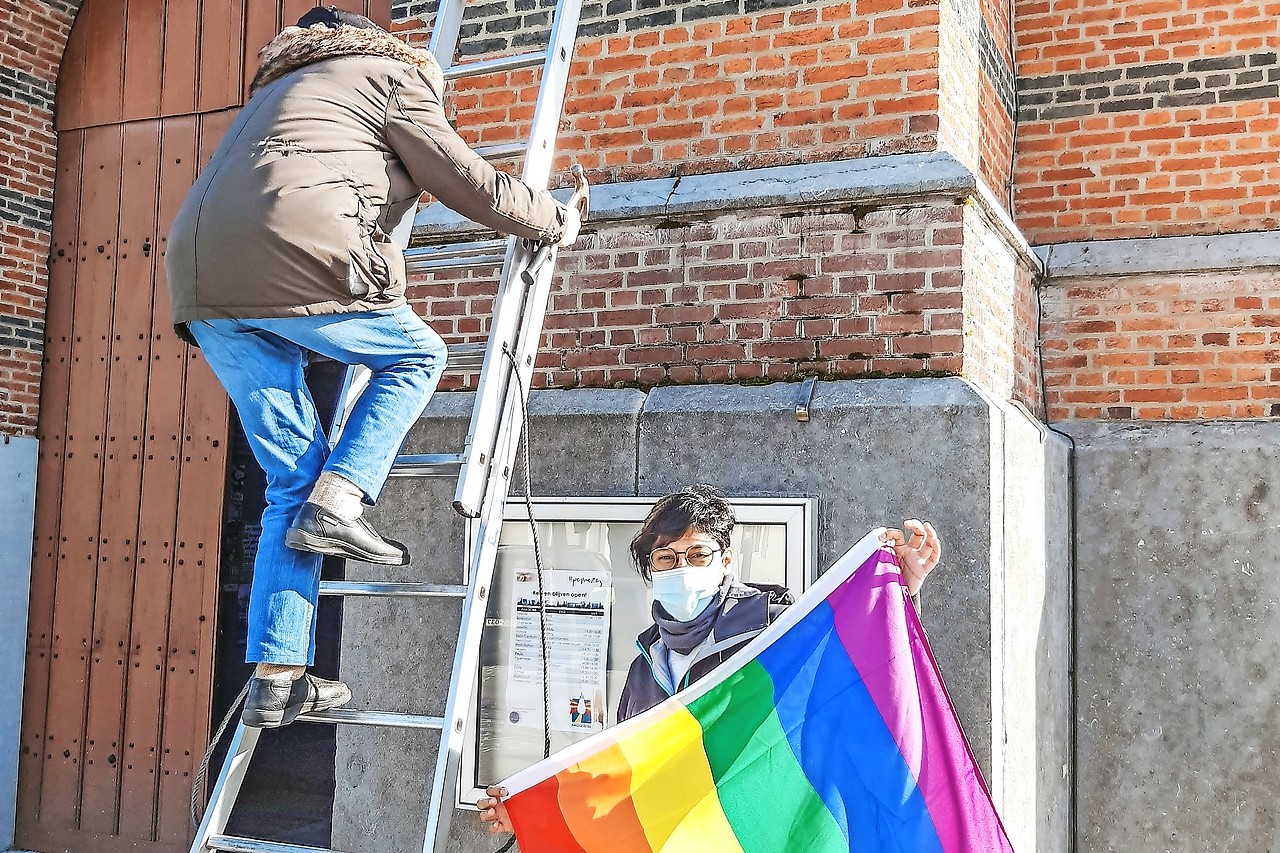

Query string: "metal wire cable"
[[191, 678, 251, 828], [491, 342, 552, 853], [503, 343, 553, 760]]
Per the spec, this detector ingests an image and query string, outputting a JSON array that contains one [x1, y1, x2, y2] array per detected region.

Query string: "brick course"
[[1039, 273, 1280, 420], [963, 202, 1038, 406], [1014, 0, 1280, 243], [415, 207, 968, 388], [441, 1, 940, 184], [410, 199, 1040, 410], [392, 0, 1020, 191], [0, 0, 77, 435]]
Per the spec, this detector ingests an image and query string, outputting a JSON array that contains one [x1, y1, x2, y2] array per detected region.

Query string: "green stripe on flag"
[[686, 660, 846, 852]]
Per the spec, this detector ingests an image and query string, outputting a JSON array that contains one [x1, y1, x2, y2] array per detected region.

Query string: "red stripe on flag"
[[505, 775, 589, 853]]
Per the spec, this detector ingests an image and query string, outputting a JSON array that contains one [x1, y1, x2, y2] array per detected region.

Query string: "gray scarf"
[[651, 583, 729, 655]]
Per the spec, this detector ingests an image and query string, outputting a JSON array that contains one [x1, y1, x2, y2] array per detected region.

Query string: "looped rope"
[[492, 343, 552, 853], [191, 678, 251, 828]]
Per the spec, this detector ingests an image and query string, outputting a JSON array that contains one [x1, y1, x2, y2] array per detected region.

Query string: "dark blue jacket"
[[616, 582, 792, 722]]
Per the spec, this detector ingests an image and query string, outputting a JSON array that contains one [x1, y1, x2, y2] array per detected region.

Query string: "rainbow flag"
[[498, 529, 1015, 853]]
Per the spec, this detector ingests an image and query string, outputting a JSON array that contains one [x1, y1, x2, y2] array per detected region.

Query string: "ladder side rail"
[[189, 725, 263, 853], [452, 0, 584, 517], [422, 244, 562, 850], [421, 400, 529, 851], [426, 0, 469, 72], [471, 243, 560, 535], [449, 237, 536, 517]]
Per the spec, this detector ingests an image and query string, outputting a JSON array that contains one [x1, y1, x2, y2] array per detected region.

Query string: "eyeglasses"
[[649, 546, 723, 571]]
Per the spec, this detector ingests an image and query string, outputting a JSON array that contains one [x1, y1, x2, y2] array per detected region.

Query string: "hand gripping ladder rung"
[[189, 0, 585, 851]]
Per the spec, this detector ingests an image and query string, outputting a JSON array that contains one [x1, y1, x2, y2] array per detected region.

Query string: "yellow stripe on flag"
[[615, 706, 745, 853]]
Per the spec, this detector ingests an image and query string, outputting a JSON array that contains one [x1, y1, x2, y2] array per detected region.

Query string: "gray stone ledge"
[[643, 376, 982, 414], [525, 387, 646, 417], [420, 387, 646, 419], [423, 379, 982, 422], [412, 152, 975, 238], [410, 152, 1042, 272], [1036, 230, 1280, 280], [1053, 418, 1280, 449]]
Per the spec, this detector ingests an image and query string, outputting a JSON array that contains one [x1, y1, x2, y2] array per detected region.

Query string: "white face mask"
[[652, 564, 726, 622]]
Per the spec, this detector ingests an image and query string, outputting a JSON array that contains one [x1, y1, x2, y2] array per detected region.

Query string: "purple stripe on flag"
[[827, 549, 1014, 853]]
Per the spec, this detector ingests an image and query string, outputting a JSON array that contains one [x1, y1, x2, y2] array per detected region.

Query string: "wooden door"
[[19, 3, 389, 851]]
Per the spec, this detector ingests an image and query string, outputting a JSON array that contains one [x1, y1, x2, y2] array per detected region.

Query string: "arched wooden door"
[[20, 3, 390, 851]]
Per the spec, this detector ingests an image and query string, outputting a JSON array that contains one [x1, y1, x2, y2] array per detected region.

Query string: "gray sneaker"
[[242, 673, 353, 729]]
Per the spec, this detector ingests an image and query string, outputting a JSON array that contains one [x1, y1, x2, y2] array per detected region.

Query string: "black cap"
[[296, 6, 383, 30]]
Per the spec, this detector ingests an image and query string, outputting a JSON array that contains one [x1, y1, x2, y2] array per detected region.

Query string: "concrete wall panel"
[[331, 381, 1070, 852], [997, 408, 1072, 853], [0, 436, 37, 850], [1060, 421, 1280, 853]]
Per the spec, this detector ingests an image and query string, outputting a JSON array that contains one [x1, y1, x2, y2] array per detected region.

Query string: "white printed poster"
[[504, 568, 611, 734]]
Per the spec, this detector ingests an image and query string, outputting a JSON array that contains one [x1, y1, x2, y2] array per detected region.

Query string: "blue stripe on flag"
[[757, 600, 946, 853]]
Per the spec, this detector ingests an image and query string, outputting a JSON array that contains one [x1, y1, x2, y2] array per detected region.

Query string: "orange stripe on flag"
[[556, 741, 653, 852]]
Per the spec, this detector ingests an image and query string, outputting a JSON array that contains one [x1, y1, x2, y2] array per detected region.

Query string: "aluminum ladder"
[[190, 0, 585, 849]]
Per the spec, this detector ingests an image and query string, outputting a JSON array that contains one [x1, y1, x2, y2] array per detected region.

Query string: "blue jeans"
[[189, 306, 446, 665]]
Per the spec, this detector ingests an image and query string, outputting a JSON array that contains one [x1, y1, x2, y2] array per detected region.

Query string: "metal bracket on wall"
[[795, 377, 816, 423]]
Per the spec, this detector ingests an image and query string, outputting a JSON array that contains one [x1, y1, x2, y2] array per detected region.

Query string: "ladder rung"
[[474, 141, 528, 161], [297, 708, 446, 729], [444, 50, 547, 81], [408, 253, 507, 273], [387, 453, 465, 478], [407, 239, 508, 263], [208, 836, 350, 853], [445, 341, 487, 372], [404, 237, 509, 273], [319, 581, 466, 598]]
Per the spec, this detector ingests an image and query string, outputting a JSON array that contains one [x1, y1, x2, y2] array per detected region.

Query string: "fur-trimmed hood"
[[250, 24, 444, 95]]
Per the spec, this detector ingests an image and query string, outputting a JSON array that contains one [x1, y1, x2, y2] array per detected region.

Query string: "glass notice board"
[[459, 496, 815, 806]]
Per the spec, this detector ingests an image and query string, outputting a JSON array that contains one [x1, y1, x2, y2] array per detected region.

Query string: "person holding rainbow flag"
[[477, 484, 942, 838]]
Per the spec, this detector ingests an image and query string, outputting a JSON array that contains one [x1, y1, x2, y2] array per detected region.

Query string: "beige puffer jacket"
[[166, 24, 567, 325]]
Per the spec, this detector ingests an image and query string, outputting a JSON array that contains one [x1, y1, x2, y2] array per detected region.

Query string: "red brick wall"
[[418, 207, 967, 388], [963, 205, 1039, 407], [977, 0, 1015, 208], [1013, 0, 1280, 244], [1040, 273, 1279, 420], [411, 200, 1041, 410], [394, 0, 1040, 410], [0, 2, 76, 436], [395, 0, 944, 184]]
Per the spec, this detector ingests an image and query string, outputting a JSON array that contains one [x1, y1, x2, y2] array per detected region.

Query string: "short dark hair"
[[629, 485, 736, 581], [296, 6, 383, 30]]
